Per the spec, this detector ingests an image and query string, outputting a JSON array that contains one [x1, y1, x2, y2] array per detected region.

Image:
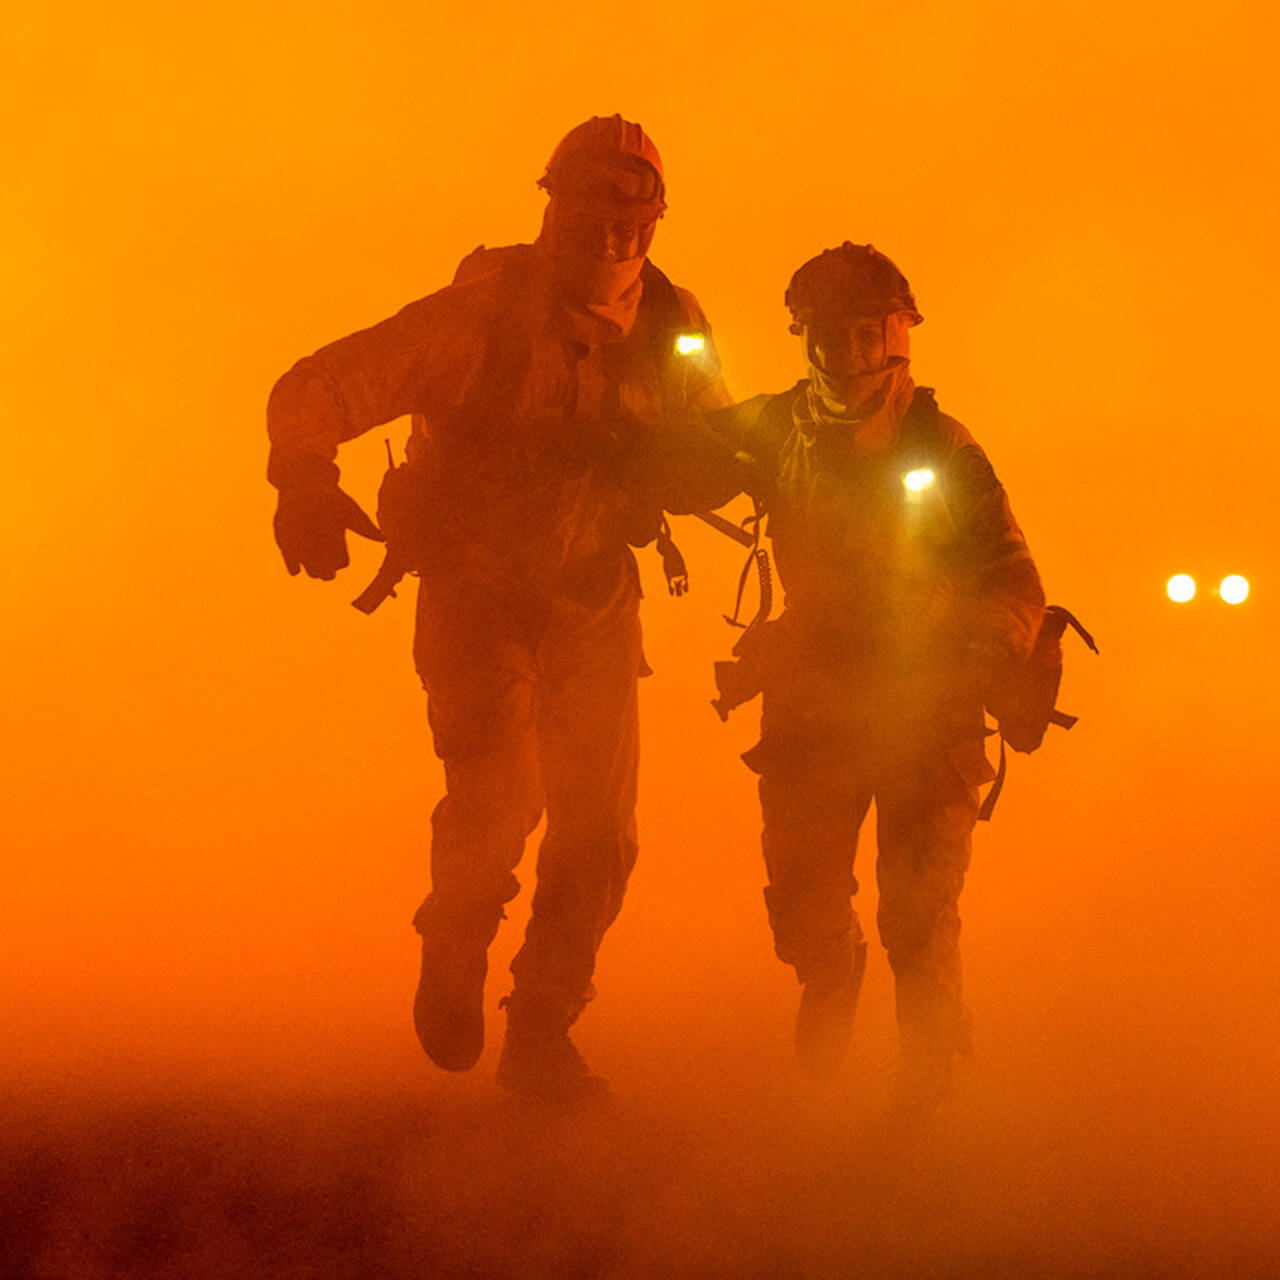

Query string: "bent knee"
[[878, 895, 962, 959]]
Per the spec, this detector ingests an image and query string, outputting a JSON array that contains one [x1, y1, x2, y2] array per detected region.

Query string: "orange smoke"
[[3, 2, 1278, 1271]]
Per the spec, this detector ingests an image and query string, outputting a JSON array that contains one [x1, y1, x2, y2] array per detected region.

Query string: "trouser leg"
[[412, 576, 545, 933], [409, 579, 545, 1070], [506, 599, 643, 1027], [874, 748, 979, 1058], [758, 762, 872, 987], [420, 717, 541, 932], [758, 759, 873, 1075], [411, 718, 541, 981], [410, 695, 542, 1070]]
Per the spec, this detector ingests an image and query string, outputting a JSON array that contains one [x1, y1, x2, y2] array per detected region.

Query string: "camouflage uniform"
[[268, 117, 729, 1097], [709, 364, 1043, 1075]]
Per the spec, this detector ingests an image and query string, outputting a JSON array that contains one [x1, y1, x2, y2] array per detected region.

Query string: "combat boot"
[[495, 992, 610, 1106], [794, 926, 868, 1079], [412, 897, 503, 1072], [884, 993, 972, 1120]]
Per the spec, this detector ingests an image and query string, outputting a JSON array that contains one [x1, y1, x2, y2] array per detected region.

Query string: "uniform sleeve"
[[704, 395, 777, 461], [266, 285, 484, 486], [639, 412, 749, 514], [945, 436, 1046, 664], [638, 391, 790, 516], [609, 286, 740, 513]]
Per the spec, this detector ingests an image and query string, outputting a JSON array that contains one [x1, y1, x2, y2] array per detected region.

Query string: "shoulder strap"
[[638, 260, 687, 366], [758, 382, 808, 468], [626, 262, 695, 595], [897, 385, 943, 458]]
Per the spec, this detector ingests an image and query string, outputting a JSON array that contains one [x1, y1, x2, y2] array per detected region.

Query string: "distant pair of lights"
[[1167, 574, 1250, 605]]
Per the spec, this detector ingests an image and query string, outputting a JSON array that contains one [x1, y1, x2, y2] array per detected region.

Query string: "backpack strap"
[[978, 736, 1007, 822], [634, 261, 701, 594], [1047, 605, 1099, 655], [638, 259, 687, 377], [896, 385, 944, 460]]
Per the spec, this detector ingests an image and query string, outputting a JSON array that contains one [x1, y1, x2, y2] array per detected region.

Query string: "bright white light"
[[1219, 574, 1250, 604], [903, 468, 935, 493], [675, 333, 706, 356], [1167, 574, 1196, 603]]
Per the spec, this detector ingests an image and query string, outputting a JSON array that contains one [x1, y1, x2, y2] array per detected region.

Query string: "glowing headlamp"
[[675, 333, 706, 356], [1167, 574, 1196, 603], [903, 467, 935, 493]]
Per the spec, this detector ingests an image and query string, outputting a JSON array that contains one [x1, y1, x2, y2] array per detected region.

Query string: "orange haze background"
[[5, 1, 1279, 1274]]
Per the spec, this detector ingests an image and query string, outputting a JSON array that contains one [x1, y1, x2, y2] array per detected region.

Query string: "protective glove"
[[272, 463, 383, 580]]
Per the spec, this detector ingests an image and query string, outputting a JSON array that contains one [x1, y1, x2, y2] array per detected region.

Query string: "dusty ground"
[[6, 1006, 1275, 1280]]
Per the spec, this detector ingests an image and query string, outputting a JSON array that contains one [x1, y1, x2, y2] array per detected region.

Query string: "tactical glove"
[[270, 455, 382, 580]]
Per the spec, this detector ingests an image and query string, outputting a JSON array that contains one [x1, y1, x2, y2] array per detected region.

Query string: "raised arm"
[[267, 289, 481, 478], [266, 285, 484, 578]]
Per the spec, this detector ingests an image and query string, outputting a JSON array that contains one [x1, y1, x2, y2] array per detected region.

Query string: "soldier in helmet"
[[703, 244, 1045, 1109], [266, 116, 731, 1103]]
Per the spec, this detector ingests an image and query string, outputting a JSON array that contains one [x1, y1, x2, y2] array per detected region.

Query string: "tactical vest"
[[716, 381, 1096, 816], [354, 252, 709, 611]]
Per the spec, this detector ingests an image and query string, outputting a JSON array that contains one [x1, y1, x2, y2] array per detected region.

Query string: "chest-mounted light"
[[675, 333, 706, 356], [903, 467, 935, 493]]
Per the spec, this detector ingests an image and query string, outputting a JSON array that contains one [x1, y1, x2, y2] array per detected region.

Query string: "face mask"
[[803, 312, 915, 417], [541, 199, 656, 305]]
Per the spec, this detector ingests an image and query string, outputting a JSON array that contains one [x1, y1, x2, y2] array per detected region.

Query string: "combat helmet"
[[538, 114, 667, 218], [785, 242, 923, 334]]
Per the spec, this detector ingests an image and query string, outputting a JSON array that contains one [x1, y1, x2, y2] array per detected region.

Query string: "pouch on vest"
[[351, 448, 430, 613]]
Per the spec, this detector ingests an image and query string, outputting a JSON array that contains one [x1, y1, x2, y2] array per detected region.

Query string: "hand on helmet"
[[274, 483, 383, 580]]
